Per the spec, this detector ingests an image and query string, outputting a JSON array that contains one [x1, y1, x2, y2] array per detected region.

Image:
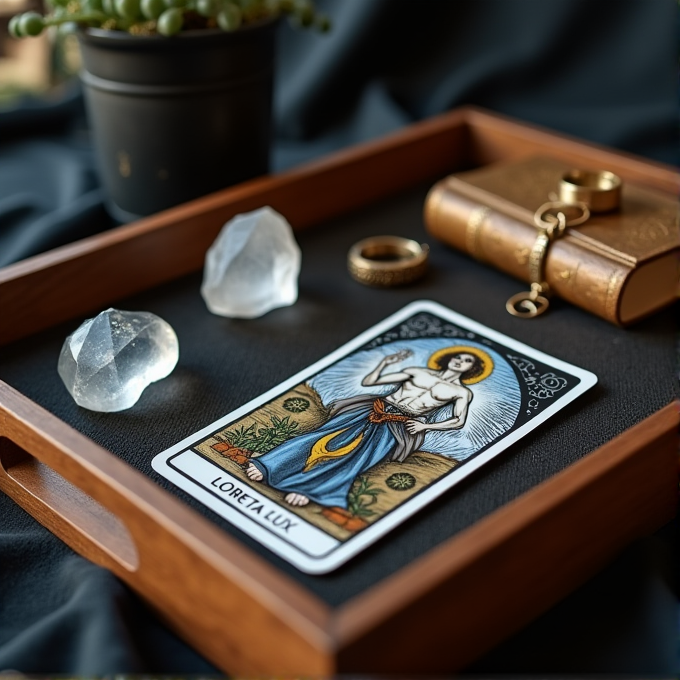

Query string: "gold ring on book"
[[347, 236, 429, 287], [559, 169, 622, 212]]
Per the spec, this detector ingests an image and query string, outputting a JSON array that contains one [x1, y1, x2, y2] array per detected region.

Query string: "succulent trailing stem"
[[9, 0, 329, 37]]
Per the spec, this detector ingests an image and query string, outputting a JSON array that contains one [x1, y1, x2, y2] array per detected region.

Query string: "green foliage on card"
[[221, 423, 258, 450], [223, 415, 300, 454], [347, 476, 385, 518]]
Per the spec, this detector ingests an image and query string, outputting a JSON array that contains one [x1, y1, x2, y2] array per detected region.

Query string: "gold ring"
[[559, 169, 622, 212], [347, 236, 429, 287]]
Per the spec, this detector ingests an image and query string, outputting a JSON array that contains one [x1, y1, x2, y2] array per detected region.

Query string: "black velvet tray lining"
[[0, 184, 676, 607]]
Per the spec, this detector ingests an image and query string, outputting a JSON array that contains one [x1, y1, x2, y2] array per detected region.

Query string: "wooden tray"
[[0, 107, 678, 674]]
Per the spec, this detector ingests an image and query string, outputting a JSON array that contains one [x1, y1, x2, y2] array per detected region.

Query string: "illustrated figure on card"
[[155, 304, 593, 573], [245, 345, 493, 509]]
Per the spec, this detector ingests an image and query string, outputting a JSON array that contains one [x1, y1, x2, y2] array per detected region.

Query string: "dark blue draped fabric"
[[0, 0, 677, 673]]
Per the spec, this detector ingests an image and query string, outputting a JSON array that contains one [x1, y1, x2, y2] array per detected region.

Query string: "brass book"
[[424, 156, 679, 325]]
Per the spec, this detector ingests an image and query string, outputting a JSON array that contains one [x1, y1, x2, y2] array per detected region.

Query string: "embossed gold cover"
[[424, 157, 679, 325]]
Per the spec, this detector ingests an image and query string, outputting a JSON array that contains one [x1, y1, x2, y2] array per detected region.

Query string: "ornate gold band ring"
[[347, 236, 429, 287], [559, 169, 622, 213]]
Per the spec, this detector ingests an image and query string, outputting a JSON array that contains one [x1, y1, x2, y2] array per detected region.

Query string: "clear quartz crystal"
[[58, 308, 179, 412], [201, 206, 301, 318]]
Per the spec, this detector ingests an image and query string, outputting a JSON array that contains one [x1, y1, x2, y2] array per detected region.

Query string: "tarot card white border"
[[152, 300, 597, 574]]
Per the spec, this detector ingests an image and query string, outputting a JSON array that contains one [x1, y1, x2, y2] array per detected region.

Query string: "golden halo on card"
[[427, 346, 494, 384]]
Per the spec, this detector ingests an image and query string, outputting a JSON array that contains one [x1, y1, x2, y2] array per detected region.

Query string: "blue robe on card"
[[249, 395, 427, 509]]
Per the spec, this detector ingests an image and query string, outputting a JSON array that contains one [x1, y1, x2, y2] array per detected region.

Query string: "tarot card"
[[152, 301, 596, 573]]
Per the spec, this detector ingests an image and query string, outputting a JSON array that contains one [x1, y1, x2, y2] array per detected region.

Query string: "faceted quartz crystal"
[[58, 308, 179, 412], [201, 206, 301, 318]]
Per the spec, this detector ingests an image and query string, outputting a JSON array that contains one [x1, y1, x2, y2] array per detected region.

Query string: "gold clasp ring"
[[507, 201, 589, 318], [506, 283, 550, 318]]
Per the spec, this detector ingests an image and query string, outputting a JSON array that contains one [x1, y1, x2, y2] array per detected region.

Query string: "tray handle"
[[0, 436, 139, 572], [0, 382, 144, 574]]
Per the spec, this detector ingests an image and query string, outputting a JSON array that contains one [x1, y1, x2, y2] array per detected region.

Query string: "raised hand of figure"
[[405, 419, 428, 434], [384, 349, 413, 365]]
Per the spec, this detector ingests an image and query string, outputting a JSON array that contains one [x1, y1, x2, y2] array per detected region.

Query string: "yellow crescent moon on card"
[[303, 428, 364, 472], [427, 345, 494, 384]]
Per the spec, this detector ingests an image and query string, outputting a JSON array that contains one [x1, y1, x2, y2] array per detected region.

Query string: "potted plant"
[[9, 0, 328, 220]]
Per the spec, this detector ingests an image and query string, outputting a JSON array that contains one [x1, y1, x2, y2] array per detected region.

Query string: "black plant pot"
[[78, 21, 276, 221]]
